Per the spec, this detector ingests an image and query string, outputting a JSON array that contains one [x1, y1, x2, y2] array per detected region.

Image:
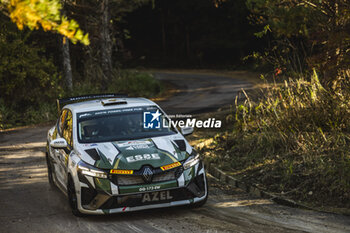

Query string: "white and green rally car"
[[46, 94, 208, 216]]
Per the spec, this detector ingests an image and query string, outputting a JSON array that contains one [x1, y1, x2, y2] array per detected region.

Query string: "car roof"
[[64, 97, 157, 114]]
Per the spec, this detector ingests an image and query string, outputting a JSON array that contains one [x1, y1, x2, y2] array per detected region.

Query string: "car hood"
[[76, 135, 192, 170]]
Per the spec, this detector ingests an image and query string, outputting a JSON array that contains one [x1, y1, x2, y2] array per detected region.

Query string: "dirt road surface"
[[153, 71, 254, 114], [1, 72, 350, 233]]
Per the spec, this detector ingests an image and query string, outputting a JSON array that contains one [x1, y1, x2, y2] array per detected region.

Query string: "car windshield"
[[77, 106, 176, 143]]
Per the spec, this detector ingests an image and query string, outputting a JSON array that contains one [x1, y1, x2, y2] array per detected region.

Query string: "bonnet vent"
[[85, 149, 101, 161], [174, 140, 186, 151]]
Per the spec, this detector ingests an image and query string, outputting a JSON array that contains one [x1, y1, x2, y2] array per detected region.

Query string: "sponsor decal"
[[117, 141, 152, 148], [82, 143, 98, 147], [143, 110, 161, 129], [124, 144, 150, 151], [126, 153, 160, 163], [160, 162, 181, 171], [133, 144, 150, 149], [78, 107, 143, 119], [142, 191, 173, 203], [78, 113, 93, 118], [110, 169, 133, 175]]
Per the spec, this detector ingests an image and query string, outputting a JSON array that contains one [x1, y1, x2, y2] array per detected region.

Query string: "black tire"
[[67, 176, 84, 217], [46, 152, 55, 187]]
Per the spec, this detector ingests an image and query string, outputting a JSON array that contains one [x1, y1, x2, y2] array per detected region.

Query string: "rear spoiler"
[[56, 93, 128, 114]]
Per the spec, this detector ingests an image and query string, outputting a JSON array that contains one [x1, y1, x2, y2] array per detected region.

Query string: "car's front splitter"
[[78, 173, 208, 215], [78, 194, 207, 215]]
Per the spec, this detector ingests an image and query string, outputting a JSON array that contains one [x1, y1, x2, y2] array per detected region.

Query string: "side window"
[[62, 111, 73, 148], [58, 109, 68, 134]]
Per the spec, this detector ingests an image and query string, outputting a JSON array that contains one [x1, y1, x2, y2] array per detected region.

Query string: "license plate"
[[141, 190, 173, 203]]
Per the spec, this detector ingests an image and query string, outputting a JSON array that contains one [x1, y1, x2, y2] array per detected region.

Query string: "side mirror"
[[50, 138, 68, 149], [180, 127, 194, 136]]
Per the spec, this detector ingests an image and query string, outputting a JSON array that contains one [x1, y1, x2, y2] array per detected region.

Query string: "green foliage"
[[108, 71, 162, 97], [246, 0, 350, 81], [215, 71, 350, 208], [0, 68, 162, 129], [71, 70, 162, 98], [0, 17, 162, 129], [0, 18, 62, 127], [0, 0, 89, 44], [246, 0, 316, 37], [0, 20, 61, 128]]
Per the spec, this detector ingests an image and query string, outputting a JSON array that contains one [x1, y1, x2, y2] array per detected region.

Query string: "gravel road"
[[1, 71, 349, 233]]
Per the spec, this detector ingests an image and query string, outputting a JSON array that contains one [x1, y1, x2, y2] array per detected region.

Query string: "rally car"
[[46, 94, 208, 216]]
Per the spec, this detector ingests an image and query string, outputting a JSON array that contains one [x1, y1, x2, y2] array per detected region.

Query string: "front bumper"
[[75, 162, 207, 215]]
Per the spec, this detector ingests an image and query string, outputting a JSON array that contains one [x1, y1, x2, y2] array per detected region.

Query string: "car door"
[[53, 109, 73, 188], [51, 109, 67, 188], [59, 110, 74, 186]]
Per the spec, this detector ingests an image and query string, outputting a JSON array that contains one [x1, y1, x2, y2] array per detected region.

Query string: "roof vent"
[[101, 99, 127, 106]]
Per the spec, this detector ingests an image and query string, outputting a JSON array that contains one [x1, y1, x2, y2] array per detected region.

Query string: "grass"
[[0, 70, 163, 130], [201, 70, 350, 212]]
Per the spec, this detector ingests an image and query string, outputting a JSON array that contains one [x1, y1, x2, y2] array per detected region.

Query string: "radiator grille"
[[111, 168, 181, 186]]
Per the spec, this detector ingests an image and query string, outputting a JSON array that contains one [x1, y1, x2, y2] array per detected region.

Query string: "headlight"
[[77, 161, 108, 179], [183, 151, 200, 170]]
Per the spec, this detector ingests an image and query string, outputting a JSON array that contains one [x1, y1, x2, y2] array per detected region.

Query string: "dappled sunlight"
[[231, 159, 277, 176], [193, 138, 214, 150], [0, 178, 48, 190], [0, 152, 45, 161], [211, 199, 273, 208], [185, 83, 254, 93], [0, 142, 45, 150], [0, 146, 45, 166], [0, 162, 47, 189], [0, 177, 47, 189]]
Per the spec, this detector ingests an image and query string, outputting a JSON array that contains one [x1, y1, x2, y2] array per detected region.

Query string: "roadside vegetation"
[[0, 69, 161, 130], [200, 0, 350, 212], [0, 0, 261, 129], [0, 14, 162, 130], [203, 72, 350, 212]]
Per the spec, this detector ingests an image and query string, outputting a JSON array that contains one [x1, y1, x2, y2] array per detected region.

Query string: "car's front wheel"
[[67, 175, 84, 217]]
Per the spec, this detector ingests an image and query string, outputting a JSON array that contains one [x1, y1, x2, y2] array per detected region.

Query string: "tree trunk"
[[100, 0, 112, 88], [62, 37, 73, 91]]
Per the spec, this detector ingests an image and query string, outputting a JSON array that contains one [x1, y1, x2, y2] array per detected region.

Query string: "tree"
[[246, 0, 350, 82], [0, 0, 89, 45], [62, 36, 73, 91], [63, 0, 149, 87], [0, 16, 60, 109]]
